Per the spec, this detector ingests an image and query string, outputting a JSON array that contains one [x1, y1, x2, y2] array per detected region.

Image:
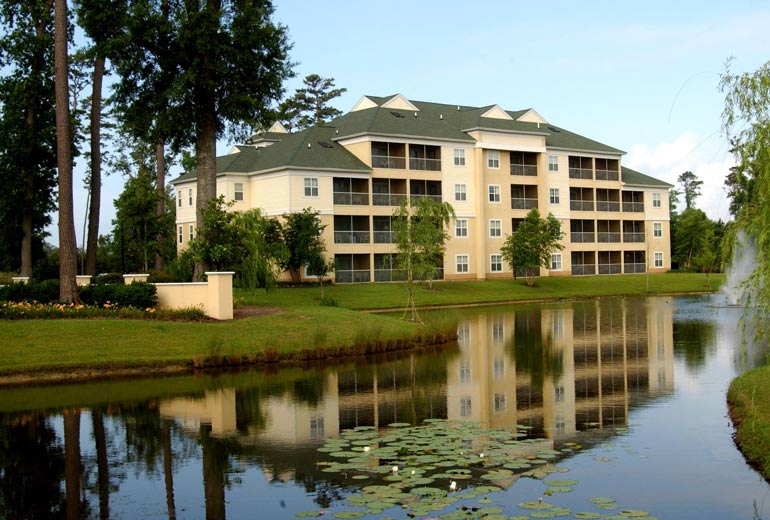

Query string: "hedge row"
[[0, 280, 158, 309]]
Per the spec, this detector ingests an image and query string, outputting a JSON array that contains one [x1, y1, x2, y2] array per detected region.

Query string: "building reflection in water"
[[159, 297, 675, 445]]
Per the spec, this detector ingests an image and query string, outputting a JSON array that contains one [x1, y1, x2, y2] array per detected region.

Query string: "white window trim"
[[188, 188, 193, 206], [188, 224, 194, 241], [487, 150, 500, 169], [548, 155, 559, 172], [489, 219, 502, 238], [653, 222, 662, 238], [304, 177, 319, 198], [488, 184, 501, 203], [178, 226, 183, 244], [234, 182, 244, 202], [490, 254, 503, 272], [454, 183, 467, 202], [549, 188, 560, 205], [453, 148, 466, 167], [455, 218, 468, 238], [456, 254, 469, 273], [654, 251, 664, 268], [178, 195, 182, 208], [652, 192, 661, 208], [551, 253, 562, 271]]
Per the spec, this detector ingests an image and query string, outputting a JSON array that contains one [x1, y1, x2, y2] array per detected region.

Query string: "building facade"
[[171, 94, 672, 283]]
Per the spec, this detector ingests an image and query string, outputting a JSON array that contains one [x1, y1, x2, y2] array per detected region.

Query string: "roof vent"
[[390, 111, 405, 118], [307, 143, 311, 149], [335, 129, 339, 134], [440, 114, 443, 120], [547, 126, 561, 133], [457, 105, 461, 111], [414, 111, 418, 118], [318, 141, 333, 149]]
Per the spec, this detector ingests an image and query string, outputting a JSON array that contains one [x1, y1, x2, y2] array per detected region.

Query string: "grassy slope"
[[728, 366, 770, 481], [0, 273, 722, 375]]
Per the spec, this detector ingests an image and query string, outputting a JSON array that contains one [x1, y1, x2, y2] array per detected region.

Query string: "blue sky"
[[58, 0, 769, 245]]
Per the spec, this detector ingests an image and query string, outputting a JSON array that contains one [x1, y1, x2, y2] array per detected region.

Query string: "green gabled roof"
[[621, 166, 673, 188], [544, 124, 624, 155], [170, 125, 371, 185]]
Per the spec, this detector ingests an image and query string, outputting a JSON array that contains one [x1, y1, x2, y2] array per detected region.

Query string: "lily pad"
[[573, 513, 603, 519], [333, 513, 366, 519], [519, 501, 553, 510], [295, 512, 322, 518], [619, 510, 650, 517]]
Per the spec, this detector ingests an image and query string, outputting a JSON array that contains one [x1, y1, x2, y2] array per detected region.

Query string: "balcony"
[[510, 164, 538, 176], [624, 263, 646, 274], [595, 169, 619, 181], [372, 155, 406, 169], [336, 270, 371, 283], [335, 253, 370, 283], [623, 232, 645, 243], [410, 179, 442, 203], [570, 200, 594, 211], [622, 202, 644, 212], [598, 252, 621, 274], [598, 232, 621, 243], [622, 191, 644, 212], [373, 231, 394, 243], [571, 232, 595, 243], [373, 216, 395, 243], [569, 155, 593, 180], [372, 193, 406, 206], [334, 231, 370, 244], [333, 192, 369, 205], [598, 264, 622, 274], [374, 269, 406, 282], [596, 201, 620, 212], [511, 197, 538, 210], [410, 194, 442, 203], [571, 264, 596, 275], [409, 157, 441, 171], [569, 168, 593, 180]]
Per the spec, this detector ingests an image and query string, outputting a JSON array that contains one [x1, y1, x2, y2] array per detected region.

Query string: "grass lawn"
[[238, 272, 724, 310], [728, 365, 770, 481], [0, 272, 722, 378]]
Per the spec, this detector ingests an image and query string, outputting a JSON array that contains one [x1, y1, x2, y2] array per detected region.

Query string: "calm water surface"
[[1, 295, 768, 519]]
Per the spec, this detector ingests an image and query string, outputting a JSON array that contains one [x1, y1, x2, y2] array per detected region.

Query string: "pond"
[[1, 295, 768, 519]]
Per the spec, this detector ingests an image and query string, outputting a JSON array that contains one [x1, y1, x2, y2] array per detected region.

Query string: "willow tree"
[[392, 197, 455, 323], [720, 60, 770, 333]]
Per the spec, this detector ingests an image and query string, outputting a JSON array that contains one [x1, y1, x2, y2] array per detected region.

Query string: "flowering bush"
[[0, 301, 206, 321]]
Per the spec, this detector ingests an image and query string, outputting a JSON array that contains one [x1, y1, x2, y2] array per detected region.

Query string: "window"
[[178, 195, 182, 208], [188, 224, 194, 241], [457, 322, 470, 343], [310, 417, 324, 439], [653, 222, 662, 238], [234, 182, 244, 201], [188, 188, 193, 206], [459, 362, 471, 383], [455, 183, 467, 202], [491, 318, 504, 343], [304, 177, 318, 197], [494, 393, 506, 413], [456, 254, 469, 273], [652, 192, 661, 208], [549, 188, 560, 204], [551, 253, 562, 271], [178, 226, 183, 244], [487, 150, 500, 169], [455, 219, 468, 237], [555, 385, 565, 403], [654, 251, 663, 268], [493, 358, 505, 379], [488, 184, 500, 203], [548, 155, 559, 172], [489, 219, 501, 237], [460, 397, 472, 417], [490, 254, 502, 272], [453, 148, 466, 166]]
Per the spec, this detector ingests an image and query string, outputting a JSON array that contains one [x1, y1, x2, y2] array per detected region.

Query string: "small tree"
[[501, 209, 564, 287], [281, 209, 326, 282], [678, 170, 703, 210], [307, 253, 335, 299], [232, 209, 287, 291], [392, 198, 455, 322]]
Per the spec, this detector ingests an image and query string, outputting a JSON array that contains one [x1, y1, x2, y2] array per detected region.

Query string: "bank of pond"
[[1, 294, 768, 519]]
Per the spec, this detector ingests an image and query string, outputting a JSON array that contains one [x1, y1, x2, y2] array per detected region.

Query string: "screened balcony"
[[510, 151, 538, 176], [511, 184, 538, 209], [622, 191, 644, 212], [374, 254, 405, 282], [624, 251, 646, 274], [373, 216, 396, 243], [335, 254, 371, 283], [334, 215, 370, 244], [410, 180, 442, 202], [570, 219, 595, 243], [372, 179, 407, 206], [598, 251, 622, 274], [597, 220, 621, 243], [333, 177, 369, 205], [512, 218, 523, 233], [596, 188, 620, 212], [408, 144, 441, 171], [570, 187, 594, 211], [623, 221, 645, 243], [569, 156, 593, 179], [595, 158, 620, 181], [371, 141, 406, 169], [571, 251, 596, 275]]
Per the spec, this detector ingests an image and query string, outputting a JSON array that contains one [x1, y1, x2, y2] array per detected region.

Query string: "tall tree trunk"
[[155, 140, 166, 272], [64, 409, 81, 520], [92, 409, 110, 520], [192, 87, 218, 281], [54, 0, 78, 302], [162, 419, 176, 520], [20, 177, 34, 277], [201, 427, 226, 520], [85, 53, 105, 276]]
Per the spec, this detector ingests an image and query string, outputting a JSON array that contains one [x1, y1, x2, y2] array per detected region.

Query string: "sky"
[[53, 0, 769, 246]]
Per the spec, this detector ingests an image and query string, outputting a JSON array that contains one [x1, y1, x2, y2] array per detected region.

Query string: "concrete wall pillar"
[[205, 272, 234, 320], [76, 275, 92, 286], [11, 276, 29, 284], [123, 274, 149, 284]]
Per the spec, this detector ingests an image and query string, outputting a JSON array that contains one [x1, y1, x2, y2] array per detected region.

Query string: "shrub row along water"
[[0, 280, 158, 309]]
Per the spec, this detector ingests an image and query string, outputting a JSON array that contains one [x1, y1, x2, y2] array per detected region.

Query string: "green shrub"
[[319, 296, 338, 307], [0, 280, 59, 303], [79, 281, 158, 309], [93, 273, 124, 284], [0, 272, 14, 285]]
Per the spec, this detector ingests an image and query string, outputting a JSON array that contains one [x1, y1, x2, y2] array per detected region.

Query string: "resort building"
[[171, 94, 672, 283]]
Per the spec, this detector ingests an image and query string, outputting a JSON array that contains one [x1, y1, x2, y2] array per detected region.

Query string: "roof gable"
[[517, 109, 548, 124], [350, 96, 379, 112], [267, 121, 289, 133], [480, 105, 513, 120], [381, 94, 419, 111]]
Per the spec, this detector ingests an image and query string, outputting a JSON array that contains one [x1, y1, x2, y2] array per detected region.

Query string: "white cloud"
[[626, 132, 734, 222]]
